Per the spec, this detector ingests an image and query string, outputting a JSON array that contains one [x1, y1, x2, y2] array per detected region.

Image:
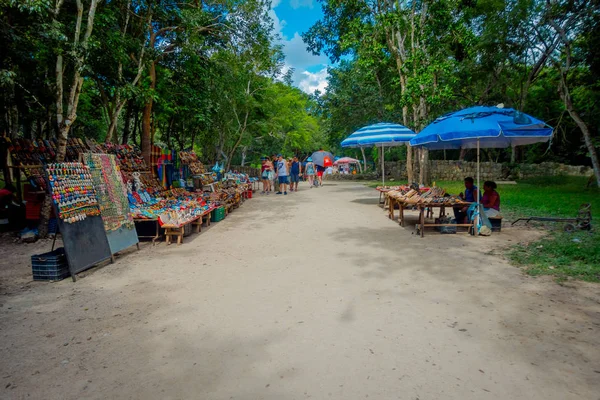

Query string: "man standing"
[[289, 156, 301, 192], [276, 154, 289, 195]]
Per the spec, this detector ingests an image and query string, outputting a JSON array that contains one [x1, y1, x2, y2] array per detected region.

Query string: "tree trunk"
[[459, 148, 467, 161], [122, 101, 133, 144], [360, 147, 367, 172], [132, 107, 140, 146], [510, 146, 516, 163], [106, 98, 124, 143], [141, 60, 156, 164], [241, 146, 247, 166], [552, 62, 600, 187], [419, 148, 430, 185], [1, 141, 12, 186], [406, 145, 413, 182], [562, 95, 600, 187]]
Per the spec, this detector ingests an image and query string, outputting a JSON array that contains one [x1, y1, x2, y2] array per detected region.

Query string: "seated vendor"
[[0, 184, 23, 230], [453, 177, 478, 223], [482, 181, 501, 218], [0, 184, 17, 209]]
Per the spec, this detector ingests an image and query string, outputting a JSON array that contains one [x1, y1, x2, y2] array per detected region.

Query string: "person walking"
[[260, 158, 268, 194], [275, 154, 289, 195], [271, 155, 279, 193], [305, 158, 316, 188], [316, 164, 325, 186], [289, 156, 301, 192]]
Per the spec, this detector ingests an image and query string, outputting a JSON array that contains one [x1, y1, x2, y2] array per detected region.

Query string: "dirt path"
[[1, 182, 599, 400]]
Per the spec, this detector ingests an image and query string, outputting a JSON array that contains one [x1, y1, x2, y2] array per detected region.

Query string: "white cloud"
[[283, 33, 327, 69], [298, 67, 329, 94], [269, 3, 328, 94], [268, 8, 286, 39], [290, 0, 314, 9], [271, 0, 282, 8]]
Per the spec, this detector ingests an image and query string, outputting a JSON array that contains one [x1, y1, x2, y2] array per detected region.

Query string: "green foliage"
[[0, 0, 325, 166], [307, 0, 600, 171]]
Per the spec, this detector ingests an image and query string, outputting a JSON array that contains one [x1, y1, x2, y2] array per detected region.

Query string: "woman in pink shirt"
[[482, 181, 501, 217]]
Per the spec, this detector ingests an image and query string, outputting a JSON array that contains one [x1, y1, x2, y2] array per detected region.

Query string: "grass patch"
[[506, 230, 600, 282]]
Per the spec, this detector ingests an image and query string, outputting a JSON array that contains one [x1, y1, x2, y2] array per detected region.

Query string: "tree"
[[539, 0, 600, 187], [52, 0, 101, 161], [90, 0, 147, 143]]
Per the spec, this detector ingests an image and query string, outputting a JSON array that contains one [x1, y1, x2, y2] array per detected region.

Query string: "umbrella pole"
[[381, 144, 385, 186], [476, 138, 480, 236]]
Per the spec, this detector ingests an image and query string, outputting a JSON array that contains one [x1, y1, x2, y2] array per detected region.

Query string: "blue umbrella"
[[341, 123, 416, 185], [341, 123, 416, 147], [409, 105, 553, 233], [409, 106, 553, 150]]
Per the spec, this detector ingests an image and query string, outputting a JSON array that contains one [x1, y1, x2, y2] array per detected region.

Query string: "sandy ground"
[[1, 181, 599, 400]]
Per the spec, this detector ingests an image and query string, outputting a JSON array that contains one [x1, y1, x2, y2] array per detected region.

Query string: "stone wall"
[[510, 162, 593, 180], [371, 160, 593, 181]]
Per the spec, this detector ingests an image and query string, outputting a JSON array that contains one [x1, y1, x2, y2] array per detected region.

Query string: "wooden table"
[[377, 188, 395, 208], [162, 208, 214, 245], [162, 215, 202, 245], [387, 198, 474, 237], [416, 203, 474, 237], [387, 196, 412, 226]]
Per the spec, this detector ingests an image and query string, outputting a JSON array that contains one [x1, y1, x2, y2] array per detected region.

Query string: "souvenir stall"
[[82, 153, 139, 254], [128, 186, 215, 245], [5, 138, 91, 221], [43, 162, 112, 281], [179, 150, 214, 191]]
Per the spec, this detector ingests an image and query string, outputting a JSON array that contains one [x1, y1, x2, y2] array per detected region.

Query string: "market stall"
[[384, 186, 472, 237], [45, 162, 113, 281], [409, 106, 553, 235], [334, 157, 362, 174], [82, 153, 139, 254], [5, 138, 91, 221]]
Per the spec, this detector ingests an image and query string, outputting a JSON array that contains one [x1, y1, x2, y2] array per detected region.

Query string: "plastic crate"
[[31, 248, 70, 281], [211, 206, 226, 222]]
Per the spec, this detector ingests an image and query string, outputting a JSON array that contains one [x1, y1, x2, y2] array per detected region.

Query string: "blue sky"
[[269, 0, 329, 94]]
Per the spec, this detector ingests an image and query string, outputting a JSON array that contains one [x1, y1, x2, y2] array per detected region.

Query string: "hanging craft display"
[[46, 162, 101, 223], [5, 137, 90, 190], [179, 150, 206, 175], [83, 153, 134, 232]]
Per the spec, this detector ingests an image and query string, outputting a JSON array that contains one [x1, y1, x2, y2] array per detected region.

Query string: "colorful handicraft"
[[83, 153, 134, 232], [46, 162, 101, 223], [179, 151, 206, 175], [7, 137, 90, 190]]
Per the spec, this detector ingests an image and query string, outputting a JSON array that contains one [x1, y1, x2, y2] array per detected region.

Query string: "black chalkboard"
[[54, 212, 112, 281]]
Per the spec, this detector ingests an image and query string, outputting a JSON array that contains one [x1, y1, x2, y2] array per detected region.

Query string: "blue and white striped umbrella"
[[341, 123, 416, 185], [341, 123, 416, 148]]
